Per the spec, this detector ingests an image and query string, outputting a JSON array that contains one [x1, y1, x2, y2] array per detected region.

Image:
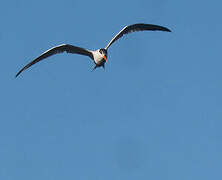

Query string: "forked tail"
[[91, 64, 105, 71]]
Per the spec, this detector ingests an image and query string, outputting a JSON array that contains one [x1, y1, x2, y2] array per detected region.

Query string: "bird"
[[15, 23, 171, 77]]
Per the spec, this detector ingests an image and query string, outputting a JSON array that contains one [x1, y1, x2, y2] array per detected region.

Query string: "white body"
[[91, 49, 106, 65]]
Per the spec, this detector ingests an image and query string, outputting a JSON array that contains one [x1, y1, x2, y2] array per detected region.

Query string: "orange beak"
[[104, 55, 107, 61]]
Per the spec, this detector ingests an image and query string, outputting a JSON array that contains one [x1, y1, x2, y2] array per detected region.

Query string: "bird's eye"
[[99, 49, 103, 54]]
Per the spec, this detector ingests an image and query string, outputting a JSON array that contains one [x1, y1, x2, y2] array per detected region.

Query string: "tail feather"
[[91, 65, 98, 72]]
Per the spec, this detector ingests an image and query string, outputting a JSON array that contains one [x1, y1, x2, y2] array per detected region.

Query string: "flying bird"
[[16, 23, 171, 77]]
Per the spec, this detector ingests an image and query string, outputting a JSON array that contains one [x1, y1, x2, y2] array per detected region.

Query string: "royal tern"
[[16, 23, 171, 77]]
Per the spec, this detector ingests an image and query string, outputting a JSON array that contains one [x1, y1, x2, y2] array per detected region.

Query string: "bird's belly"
[[94, 57, 105, 65]]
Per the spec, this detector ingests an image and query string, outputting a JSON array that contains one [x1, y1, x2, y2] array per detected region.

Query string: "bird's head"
[[99, 48, 108, 62]]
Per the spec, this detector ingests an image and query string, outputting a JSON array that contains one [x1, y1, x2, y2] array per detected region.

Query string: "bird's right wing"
[[105, 23, 171, 50], [16, 44, 93, 77]]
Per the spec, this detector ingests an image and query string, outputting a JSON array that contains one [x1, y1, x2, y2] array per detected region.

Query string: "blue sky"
[[0, 0, 222, 179]]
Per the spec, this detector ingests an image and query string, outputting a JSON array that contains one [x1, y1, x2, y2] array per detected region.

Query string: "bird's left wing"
[[16, 44, 93, 77], [105, 23, 171, 50]]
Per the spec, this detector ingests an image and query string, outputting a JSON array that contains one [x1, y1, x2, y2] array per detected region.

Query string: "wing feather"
[[16, 44, 93, 77], [105, 23, 171, 50]]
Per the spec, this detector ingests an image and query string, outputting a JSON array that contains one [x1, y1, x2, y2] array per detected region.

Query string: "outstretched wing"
[[105, 23, 171, 50], [16, 44, 93, 77]]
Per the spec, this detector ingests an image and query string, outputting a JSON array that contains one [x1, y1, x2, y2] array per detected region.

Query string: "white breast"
[[92, 50, 104, 65]]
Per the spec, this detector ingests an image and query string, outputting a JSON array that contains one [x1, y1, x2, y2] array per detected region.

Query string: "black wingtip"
[[15, 69, 23, 78], [166, 28, 172, 32], [162, 27, 171, 32]]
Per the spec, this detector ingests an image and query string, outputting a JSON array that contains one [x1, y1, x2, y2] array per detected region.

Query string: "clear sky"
[[0, 0, 221, 179]]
